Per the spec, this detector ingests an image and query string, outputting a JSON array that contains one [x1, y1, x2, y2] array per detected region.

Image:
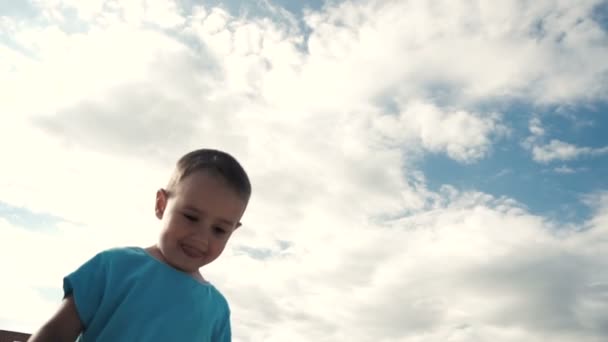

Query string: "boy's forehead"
[[175, 171, 244, 202], [177, 170, 226, 191], [173, 172, 247, 221]]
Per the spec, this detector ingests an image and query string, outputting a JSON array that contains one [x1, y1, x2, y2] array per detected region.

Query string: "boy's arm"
[[214, 309, 232, 342], [28, 296, 83, 342]]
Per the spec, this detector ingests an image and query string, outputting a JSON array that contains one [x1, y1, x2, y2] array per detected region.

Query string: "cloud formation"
[[553, 165, 588, 174], [524, 116, 608, 164], [374, 101, 506, 162], [532, 140, 608, 163]]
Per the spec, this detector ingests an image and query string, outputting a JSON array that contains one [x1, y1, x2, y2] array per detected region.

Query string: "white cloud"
[[529, 117, 545, 137], [524, 116, 608, 164], [216, 190, 608, 342], [582, 192, 608, 232], [373, 101, 506, 163], [0, 217, 119, 329], [143, 0, 184, 28], [32, 0, 105, 22], [553, 165, 588, 174], [554, 165, 576, 174], [296, 0, 608, 105], [532, 140, 608, 163]]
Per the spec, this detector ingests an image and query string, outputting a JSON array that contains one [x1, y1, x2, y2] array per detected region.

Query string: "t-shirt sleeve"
[[63, 251, 107, 328], [213, 308, 232, 342]]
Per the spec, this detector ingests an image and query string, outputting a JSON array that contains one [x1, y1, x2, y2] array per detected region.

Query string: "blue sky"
[[1, 1, 608, 341], [421, 103, 608, 223], [0, 201, 64, 233]]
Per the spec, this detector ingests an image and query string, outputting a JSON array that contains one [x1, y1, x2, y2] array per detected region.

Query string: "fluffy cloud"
[[529, 117, 546, 137], [373, 101, 506, 163], [524, 116, 608, 164], [297, 0, 608, 105], [553, 165, 588, 174], [218, 191, 608, 342], [532, 140, 608, 163]]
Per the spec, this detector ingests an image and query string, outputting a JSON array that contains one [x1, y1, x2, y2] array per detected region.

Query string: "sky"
[[1, 0, 608, 341]]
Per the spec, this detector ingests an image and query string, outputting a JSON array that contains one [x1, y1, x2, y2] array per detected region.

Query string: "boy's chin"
[[171, 252, 209, 272]]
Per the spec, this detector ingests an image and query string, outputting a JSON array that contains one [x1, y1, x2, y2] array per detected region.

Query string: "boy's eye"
[[183, 214, 198, 222], [213, 226, 227, 235]]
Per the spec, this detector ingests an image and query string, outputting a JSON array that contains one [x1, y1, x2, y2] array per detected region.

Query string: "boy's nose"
[[193, 234, 208, 245], [190, 230, 210, 248]]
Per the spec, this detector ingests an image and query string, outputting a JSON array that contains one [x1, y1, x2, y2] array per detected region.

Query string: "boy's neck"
[[145, 245, 207, 283]]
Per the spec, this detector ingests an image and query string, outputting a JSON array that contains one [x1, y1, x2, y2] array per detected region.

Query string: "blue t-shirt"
[[63, 247, 231, 341]]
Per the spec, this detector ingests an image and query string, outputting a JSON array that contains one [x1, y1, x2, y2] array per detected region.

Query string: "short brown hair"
[[167, 149, 251, 201]]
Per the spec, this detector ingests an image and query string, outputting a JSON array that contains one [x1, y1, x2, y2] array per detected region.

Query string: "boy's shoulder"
[[98, 246, 144, 256], [207, 282, 230, 306], [93, 246, 148, 263], [92, 247, 230, 304]]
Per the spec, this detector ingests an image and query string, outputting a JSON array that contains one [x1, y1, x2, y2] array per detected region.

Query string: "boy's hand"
[[28, 296, 83, 342]]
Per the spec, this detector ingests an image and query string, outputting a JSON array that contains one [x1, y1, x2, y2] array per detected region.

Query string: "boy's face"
[[154, 170, 247, 275]]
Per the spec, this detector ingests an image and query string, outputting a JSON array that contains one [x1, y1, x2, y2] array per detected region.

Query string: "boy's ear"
[[155, 189, 168, 219]]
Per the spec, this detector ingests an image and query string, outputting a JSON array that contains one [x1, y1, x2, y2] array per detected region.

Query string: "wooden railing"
[[0, 329, 31, 342]]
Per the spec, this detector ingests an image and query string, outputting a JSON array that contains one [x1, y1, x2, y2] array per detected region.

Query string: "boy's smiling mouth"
[[180, 243, 205, 258]]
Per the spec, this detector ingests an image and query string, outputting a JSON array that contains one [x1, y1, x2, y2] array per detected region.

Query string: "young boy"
[[28, 149, 251, 342]]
